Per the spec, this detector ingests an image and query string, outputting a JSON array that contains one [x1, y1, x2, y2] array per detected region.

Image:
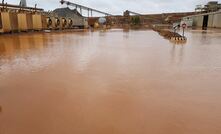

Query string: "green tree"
[[131, 16, 141, 25]]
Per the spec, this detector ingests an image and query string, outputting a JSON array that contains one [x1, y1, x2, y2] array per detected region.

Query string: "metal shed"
[[183, 11, 221, 28]]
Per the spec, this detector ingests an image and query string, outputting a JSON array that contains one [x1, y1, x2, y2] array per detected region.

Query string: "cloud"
[[5, 0, 221, 15]]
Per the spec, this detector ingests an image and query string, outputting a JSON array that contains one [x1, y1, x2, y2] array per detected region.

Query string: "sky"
[[5, 0, 221, 15]]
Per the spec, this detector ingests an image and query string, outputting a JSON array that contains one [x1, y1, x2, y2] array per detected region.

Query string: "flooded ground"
[[0, 29, 221, 134]]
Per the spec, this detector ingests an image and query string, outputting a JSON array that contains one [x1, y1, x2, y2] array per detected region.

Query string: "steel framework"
[[60, 0, 112, 17]]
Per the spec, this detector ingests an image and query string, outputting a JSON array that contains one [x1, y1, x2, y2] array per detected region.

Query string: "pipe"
[[0, 3, 43, 11]]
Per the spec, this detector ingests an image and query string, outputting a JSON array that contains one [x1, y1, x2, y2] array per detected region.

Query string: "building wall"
[[186, 12, 221, 28], [192, 16, 203, 27], [208, 14, 214, 27], [213, 13, 221, 28], [72, 17, 84, 26]]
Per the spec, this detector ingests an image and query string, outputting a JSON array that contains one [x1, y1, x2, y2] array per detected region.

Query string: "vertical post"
[[91, 10, 92, 17], [34, 4, 37, 13], [183, 27, 185, 37], [174, 28, 176, 36], [182, 23, 186, 37], [2, 0, 5, 10], [88, 9, 89, 17], [80, 7, 82, 15]]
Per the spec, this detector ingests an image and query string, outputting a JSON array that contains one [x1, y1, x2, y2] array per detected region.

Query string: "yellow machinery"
[[50, 17, 60, 30], [32, 13, 47, 30], [42, 15, 47, 30], [55, 17, 60, 29], [0, 11, 18, 33], [94, 22, 99, 29], [61, 17, 67, 29], [67, 18, 73, 28], [17, 12, 33, 31], [46, 17, 52, 29]]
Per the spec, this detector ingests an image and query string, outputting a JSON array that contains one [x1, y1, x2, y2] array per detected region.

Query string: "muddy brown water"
[[0, 29, 221, 134]]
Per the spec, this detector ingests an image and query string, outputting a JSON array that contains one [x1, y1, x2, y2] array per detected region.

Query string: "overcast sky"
[[5, 0, 221, 15]]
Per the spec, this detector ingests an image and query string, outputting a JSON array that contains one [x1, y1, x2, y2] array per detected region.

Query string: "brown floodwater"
[[0, 29, 221, 134]]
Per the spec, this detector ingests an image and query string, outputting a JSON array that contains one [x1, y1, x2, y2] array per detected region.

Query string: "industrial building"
[[195, 1, 221, 12], [0, 11, 18, 33], [0, 4, 89, 33], [53, 7, 88, 28], [0, 1, 44, 33], [181, 1, 221, 29], [182, 10, 221, 28]]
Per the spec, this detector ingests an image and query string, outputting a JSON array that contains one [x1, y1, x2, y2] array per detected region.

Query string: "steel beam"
[[60, 0, 112, 16]]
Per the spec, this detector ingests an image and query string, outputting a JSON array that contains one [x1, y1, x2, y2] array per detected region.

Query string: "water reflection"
[[0, 34, 48, 58], [123, 29, 130, 39], [170, 44, 185, 66], [0, 33, 62, 76], [0, 36, 19, 57]]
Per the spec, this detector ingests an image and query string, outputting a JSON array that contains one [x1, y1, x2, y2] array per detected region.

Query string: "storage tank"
[[32, 13, 44, 30], [17, 12, 33, 31], [0, 11, 18, 33]]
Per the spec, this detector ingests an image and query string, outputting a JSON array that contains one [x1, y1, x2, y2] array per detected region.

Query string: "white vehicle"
[[98, 17, 106, 25]]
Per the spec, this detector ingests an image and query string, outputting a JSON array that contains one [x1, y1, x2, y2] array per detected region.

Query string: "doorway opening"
[[203, 15, 208, 30], [0, 13, 2, 29]]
